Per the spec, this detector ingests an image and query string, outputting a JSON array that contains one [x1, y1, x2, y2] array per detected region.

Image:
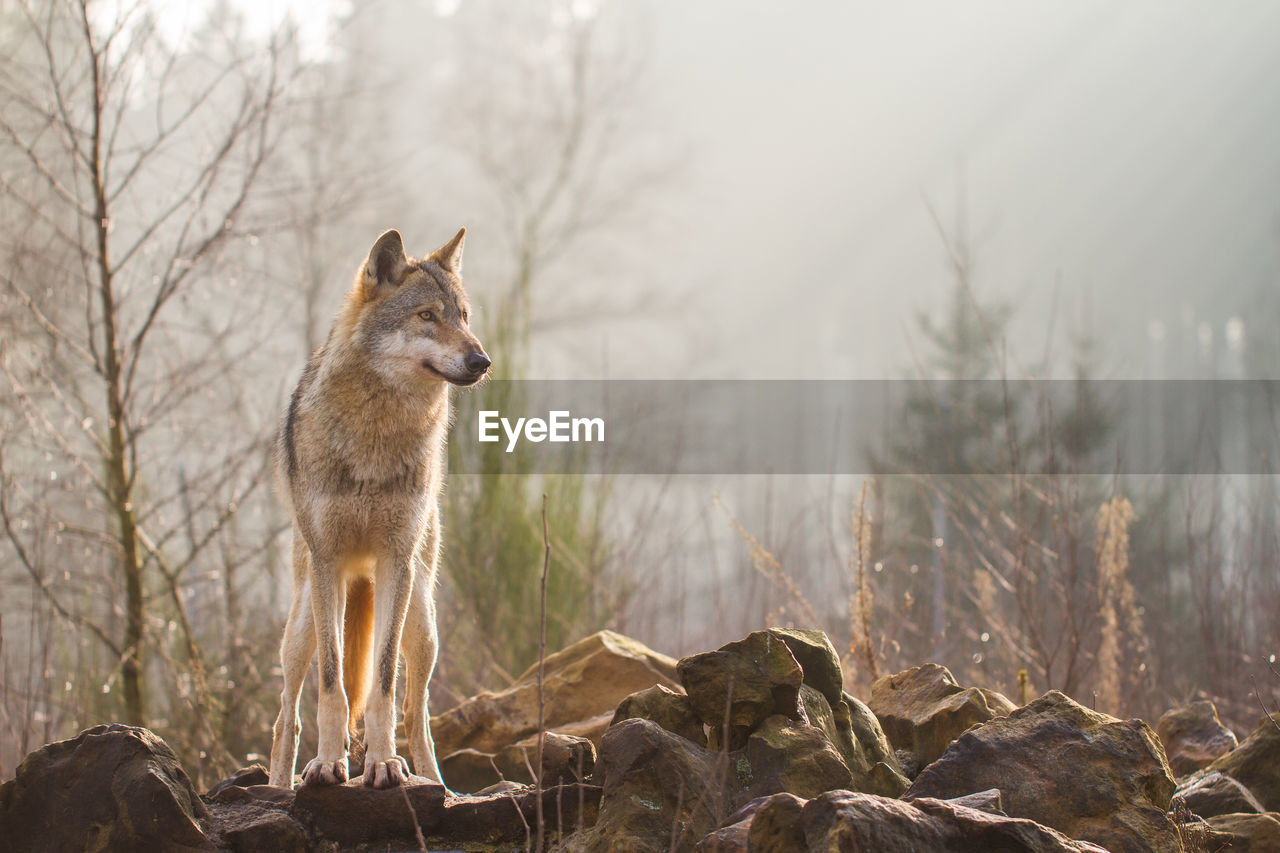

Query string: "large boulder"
[[869, 663, 1016, 774], [749, 789, 1110, 852], [565, 718, 723, 853], [0, 724, 212, 853], [1202, 715, 1280, 811], [907, 691, 1180, 853], [430, 629, 680, 759], [677, 630, 804, 750], [1156, 700, 1238, 777]]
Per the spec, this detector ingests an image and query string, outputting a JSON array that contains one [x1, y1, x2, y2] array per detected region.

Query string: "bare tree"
[[0, 0, 305, 771]]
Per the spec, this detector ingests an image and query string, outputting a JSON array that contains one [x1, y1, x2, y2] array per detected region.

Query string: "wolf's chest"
[[320, 428, 434, 495]]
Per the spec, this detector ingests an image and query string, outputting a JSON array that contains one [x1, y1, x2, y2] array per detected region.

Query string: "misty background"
[[2, 0, 1278, 783]]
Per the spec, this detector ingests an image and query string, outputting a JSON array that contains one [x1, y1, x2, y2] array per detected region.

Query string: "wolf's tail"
[[343, 577, 375, 736]]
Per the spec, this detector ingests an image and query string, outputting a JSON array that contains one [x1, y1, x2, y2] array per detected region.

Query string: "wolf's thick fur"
[[268, 228, 489, 789]]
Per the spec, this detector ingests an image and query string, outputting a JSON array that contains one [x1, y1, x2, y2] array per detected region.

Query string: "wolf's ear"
[[429, 227, 466, 275], [363, 229, 409, 298]]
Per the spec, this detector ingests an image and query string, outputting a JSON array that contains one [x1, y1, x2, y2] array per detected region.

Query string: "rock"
[[798, 685, 908, 798], [204, 801, 308, 853], [206, 764, 269, 798], [895, 747, 922, 779], [290, 774, 600, 849], [1174, 770, 1265, 818], [743, 792, 809, 851], [694, 817, 750, 852], [566, 717, 722, 853], [768, 628, 845, 707], [206, 783, 294, 806], [1203, 716, 1280, 811], [945, 788, 1006, 815], [290, 775, 448, 846], [0, 723, 213, 853], [743, 713, 854, 801], [678, 630, 804, 750], [612, 683, 707, 747], [1204, 812, 1280, 852], [869, 663, 1016, 772], [1156, 700, 1238, 777], [553, 711, 616, 746], [760, 789, 1109, 852], [695, 793, 802, 853], [907, 690, 1180, 853], [840, 691, 908, 780], [440, 730, 596, 793], [440, 783, 601, 846], [430, 630, 680, 757]]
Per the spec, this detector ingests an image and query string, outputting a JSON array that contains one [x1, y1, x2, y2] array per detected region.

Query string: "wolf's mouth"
[[420, 359, 487, 386]]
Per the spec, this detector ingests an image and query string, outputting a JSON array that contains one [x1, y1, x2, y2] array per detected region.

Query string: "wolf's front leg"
[[362, 553, 416, 788], [301, 567, 350, 786], [269, 572, 316, 788]]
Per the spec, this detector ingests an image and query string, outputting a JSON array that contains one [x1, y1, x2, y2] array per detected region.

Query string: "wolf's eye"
[[418, 310, 435, 322], [462, 310, 469, 323]]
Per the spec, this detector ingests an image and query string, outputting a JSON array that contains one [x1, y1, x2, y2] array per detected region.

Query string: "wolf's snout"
[[464, 352, 491, 375]]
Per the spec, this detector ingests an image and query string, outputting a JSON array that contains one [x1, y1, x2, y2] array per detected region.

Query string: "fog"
[[547, 1, 1280, 379]]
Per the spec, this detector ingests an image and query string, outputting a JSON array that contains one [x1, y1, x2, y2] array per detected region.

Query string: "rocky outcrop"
[[1156, 700, 1238, 777], [0, 724, 600, 853], [868, 662, 1016, 775], [0, 724, 213, 853], [428, 629, 679, 791], [907, 690, 1180, 853], [571, 629, 912, 851], [9, 630, 1261, 853]]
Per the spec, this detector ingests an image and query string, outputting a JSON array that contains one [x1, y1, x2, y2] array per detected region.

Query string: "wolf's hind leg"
[[361, 546, 416, 788], [403, 562, 444, 785]]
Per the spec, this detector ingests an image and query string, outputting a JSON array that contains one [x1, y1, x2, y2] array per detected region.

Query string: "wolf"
[[268, 228, 489, 789]]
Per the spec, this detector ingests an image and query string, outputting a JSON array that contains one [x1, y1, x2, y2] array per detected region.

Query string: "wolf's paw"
[[301, 756, 349, 786], [363, 754, 410, 789]]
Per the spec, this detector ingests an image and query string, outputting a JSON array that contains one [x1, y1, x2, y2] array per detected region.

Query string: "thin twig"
[[1251, 676, 1280, 734], [536, 493, 551, 853], [398, 785, 429, 853]]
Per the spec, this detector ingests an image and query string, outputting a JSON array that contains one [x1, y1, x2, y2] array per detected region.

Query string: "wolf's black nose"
[[465, 352, 491, 374]]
